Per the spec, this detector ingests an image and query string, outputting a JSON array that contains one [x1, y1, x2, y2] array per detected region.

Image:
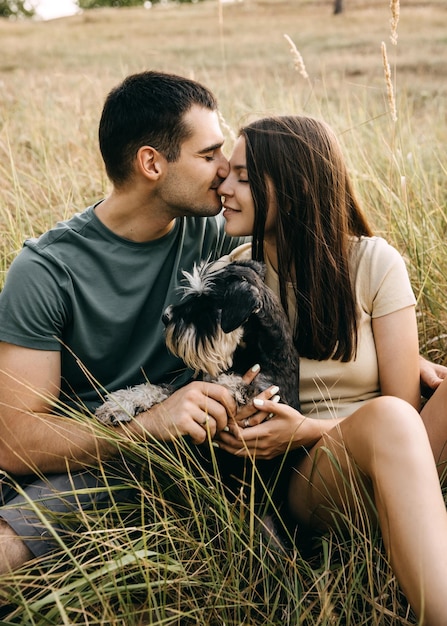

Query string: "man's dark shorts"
[[0, 462, 138, 559]]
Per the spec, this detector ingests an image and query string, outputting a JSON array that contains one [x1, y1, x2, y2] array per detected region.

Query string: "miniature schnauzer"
[[95, 259, 300, 425], [95, 259, 301, 520]]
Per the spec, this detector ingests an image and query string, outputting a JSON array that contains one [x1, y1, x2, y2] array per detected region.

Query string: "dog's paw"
[[205, 372, 274, 408], [94, 383, 171, 426], [206, 372, 252, 407]]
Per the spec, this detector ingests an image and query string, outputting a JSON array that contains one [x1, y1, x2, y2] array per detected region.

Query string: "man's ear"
[[137, 146, 165, 180]]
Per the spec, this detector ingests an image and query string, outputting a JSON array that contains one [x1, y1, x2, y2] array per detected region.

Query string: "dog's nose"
[[162, 306, 172, 326]]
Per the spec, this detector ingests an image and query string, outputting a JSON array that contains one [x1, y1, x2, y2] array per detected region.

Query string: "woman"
[[216, 115, 447, 625]]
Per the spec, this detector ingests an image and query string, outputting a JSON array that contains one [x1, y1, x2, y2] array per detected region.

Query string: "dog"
[[95, 259, 300, 425], [95, 259, 301, 519]]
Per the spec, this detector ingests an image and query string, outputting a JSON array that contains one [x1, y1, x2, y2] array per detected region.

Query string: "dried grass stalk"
[[218, 110, 236, 143], [284, 33, 309, 80], [390, 0, 400, 45], [381, 41, 397, 122]]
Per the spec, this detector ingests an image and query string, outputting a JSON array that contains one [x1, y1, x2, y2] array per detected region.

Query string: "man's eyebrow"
[[197, 142, 225, 155]]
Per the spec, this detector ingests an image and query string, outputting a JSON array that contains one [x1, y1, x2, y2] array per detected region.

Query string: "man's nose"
[[217, 154, 229, 179]]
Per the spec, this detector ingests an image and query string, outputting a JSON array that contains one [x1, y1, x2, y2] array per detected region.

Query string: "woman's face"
[[218, 136, 255, 237], [218, 136, 278, 240]]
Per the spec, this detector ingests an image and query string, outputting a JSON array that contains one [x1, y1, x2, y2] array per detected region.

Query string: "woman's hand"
[[233, 385, 281, 428], [233, 363, 281, 427], [420, 355, 447, 398], [217, 399, 324, 460]]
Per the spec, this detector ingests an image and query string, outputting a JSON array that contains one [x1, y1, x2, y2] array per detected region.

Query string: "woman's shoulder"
[[209, 242, 252, 271], [354, 235, 395, 250], [352, 235, 404, 266], [227, 242, 252, 261], [351, 235, 415, 312]]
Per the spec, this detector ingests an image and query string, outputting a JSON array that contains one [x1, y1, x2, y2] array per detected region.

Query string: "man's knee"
[[0, 518, 33, 574]]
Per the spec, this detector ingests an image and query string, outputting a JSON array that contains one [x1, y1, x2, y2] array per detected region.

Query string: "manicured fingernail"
[[269, 386, 279, 396], [272, 395, 280, 403], [251, 363, 261, 373], [223, 426, 230, 432], [253, 399, 264, 407], [212, 441, 220, 448]]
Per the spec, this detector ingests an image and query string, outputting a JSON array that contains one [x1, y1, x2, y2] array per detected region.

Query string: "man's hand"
[[134, 380, 237, 444], [420, 355, 447, 398]]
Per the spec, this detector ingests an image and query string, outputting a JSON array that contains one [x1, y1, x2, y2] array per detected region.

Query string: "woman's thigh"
[[288, 420, 376, 531], [288, 396, 424, 531]]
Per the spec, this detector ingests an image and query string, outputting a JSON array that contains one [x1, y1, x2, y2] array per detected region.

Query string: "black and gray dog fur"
[[95, 259, 300, 425], [95, 259, 301, 514]]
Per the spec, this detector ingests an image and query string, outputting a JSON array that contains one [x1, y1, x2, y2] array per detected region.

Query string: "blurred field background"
[[0, 1, 446, 623], [0, 0, 446, 356]]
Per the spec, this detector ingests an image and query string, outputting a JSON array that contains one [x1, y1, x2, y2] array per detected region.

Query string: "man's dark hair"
[[99, 71, 218, 186]]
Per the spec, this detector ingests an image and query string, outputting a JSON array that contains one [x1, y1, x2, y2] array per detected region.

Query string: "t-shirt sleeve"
[[357, 237, 416, 318], [212, 243, 253, 269], [0, 248, 69, 350], [228, 243, 252, 262]]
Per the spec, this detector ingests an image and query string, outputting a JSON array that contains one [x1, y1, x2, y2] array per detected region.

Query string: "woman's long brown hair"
[[241, 116, 373, 361]]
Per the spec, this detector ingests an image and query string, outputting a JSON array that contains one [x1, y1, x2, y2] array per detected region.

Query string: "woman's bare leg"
[[421, 377, 447, 481], [289, 396, 447, 626]]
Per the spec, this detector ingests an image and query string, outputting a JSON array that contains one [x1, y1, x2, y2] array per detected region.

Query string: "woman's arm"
[[419, 355, 447, 398], [218, 399, 344, 459], [372, 305, 421, 410]]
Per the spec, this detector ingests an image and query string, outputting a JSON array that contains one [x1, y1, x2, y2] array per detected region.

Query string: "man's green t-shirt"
[[0, 204, 245, 413]]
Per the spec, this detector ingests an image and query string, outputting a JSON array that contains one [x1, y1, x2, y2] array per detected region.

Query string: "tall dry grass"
[[0, 0, 446, 623]]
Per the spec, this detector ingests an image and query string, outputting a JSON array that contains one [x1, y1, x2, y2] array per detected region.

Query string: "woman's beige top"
[[227, 237, 416, 419]]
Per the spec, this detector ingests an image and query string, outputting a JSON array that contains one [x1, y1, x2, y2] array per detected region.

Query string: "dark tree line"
[[76, 0, 200, 6], [0, 0, 194, 19], [0, 0, 34, 18], [0, 0, 344, 19], [77, 0, 148, 7], [79, 0, 345, 10]]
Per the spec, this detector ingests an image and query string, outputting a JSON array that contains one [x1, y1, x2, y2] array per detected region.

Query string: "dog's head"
[[162, 260, 266, 377]]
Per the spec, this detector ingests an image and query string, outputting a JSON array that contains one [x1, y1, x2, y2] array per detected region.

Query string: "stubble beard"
[[177, 196, 223, 219]]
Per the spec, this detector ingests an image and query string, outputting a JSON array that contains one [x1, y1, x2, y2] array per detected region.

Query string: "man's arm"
[[0, 342, 237, 476], [0, 342, 119, 475]]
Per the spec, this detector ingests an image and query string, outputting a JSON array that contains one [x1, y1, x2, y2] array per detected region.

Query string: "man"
[[0, 71, 248, 572], [0, 70, 444, 575]]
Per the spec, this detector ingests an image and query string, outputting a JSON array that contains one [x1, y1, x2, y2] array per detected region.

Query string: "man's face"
[[158, 105, 229, 218]]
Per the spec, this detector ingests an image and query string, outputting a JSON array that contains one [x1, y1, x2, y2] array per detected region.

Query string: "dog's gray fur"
[[95, 260, 300, 426]]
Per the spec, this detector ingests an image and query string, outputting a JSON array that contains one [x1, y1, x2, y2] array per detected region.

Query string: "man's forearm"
[[0, 411, 120, 475]]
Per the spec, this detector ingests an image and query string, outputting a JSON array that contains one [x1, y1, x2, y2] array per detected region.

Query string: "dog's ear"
[[220, 282, 261, 333]]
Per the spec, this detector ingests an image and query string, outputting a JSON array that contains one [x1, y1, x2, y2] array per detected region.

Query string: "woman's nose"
[[217, 177, 230, 196]]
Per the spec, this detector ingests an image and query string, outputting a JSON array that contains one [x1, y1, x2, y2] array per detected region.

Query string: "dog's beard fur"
[[96, 259, 300, 427], [164, 324, 244, 379]]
